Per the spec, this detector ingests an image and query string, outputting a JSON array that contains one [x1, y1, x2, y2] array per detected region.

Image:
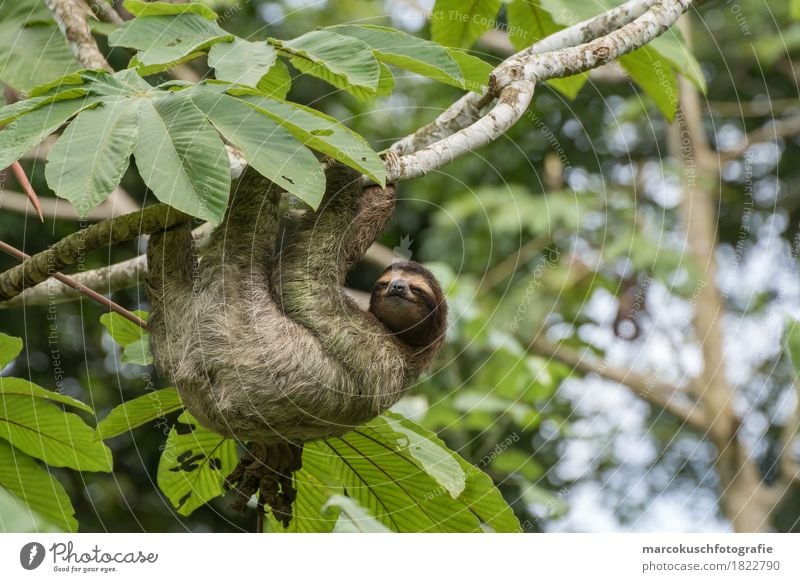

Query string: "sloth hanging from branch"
[[145, 159, 448, 525]]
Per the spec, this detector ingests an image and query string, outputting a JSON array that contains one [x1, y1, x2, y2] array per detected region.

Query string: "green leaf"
[[0, 396, 112, 472], [235, 92, 385, 185], [0, 377, 93, 414], [97, 387, 183, 440], [0, 97, 97, 170], [0, 5, 80, 92], [109, 13, 232, 70], [446, 48, 492, 92], [45, 99, 140, 216], [786, 321, 800, 373], [0, 89, 88, 127], [325, 495, 392, 532], [324, 430, 482, 532], [209, 39, 277, 87], [0, 333, 23, 369], [268, 441, 342, 533], [380, 413, 466, 498], [99, 311, 152, 365], [453, 451, 521, 532], [190, 89, 325, 208], [619, 46, 678, 121], [331, 25, 467, 89], [123, 0, 218, 19], [157, 411, 237, 516], [256, 59, 292, 99], [134, 92, 231, 223], [275, 30, 380, 95], [649, 30, 706, 93], [506, 0, 588, 99], [431, 0, 503, 48], [0, 440, 77, 532]]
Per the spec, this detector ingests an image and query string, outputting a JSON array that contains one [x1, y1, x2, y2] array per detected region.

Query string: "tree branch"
[[0, 188, 138, 221], [45, 0, 112, 71], [390, 0, 661, 157], [531, 337, 707, 431], [0, 204, 189, 301], [386, 0, 692, 182]]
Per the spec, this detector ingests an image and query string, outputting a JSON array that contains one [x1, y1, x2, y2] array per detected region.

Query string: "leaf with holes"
[[157, 411, 237, 516], [209, 39, 277, 87]]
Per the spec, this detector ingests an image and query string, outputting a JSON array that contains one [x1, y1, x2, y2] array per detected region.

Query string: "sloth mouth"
[[385, 289, 413, 301]]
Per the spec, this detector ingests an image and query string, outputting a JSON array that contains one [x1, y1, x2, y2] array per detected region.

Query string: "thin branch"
[[0, 188, 138, 221], [390, 0, 661, 157], [386, 0, 692, 182], [0, 224, 212, 309], [531, 337, 707, 430], [85, 0, 123, 25], [0, 204, 190, 301], [0, 240, 146, 328], [45, 0, 112, 71], [9, 162, 43, 222]]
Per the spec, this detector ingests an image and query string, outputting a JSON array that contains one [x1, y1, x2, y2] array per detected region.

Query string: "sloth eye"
[[409, 285, 423, 294], [375, 281, 389, 288]]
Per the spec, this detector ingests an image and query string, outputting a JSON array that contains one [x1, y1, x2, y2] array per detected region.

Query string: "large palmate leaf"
[[190, 89, 326, 208], [109, 12, 232, 73], [0, 97, 97, 170], [97, 387, 183, 440], [157, 411, 238, 516], [209, 38, 277, 87], [135, 92, 231, 222], [45, 98, 141, 215], [0, 440, 77, 532], [431, 0, 504, 49], [506, 0, 588, 99], [0, 393, 111, 472], [275, 30, 381, 96], [234, 92, 385, 185], [0, 0, 80, 92], [331, 25, 466, 89]]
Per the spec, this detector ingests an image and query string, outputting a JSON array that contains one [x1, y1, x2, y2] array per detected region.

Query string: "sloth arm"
[[276, 167, 400, 368]]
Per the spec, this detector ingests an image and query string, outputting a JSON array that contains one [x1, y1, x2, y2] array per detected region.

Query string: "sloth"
[[145, 162, 447, 523]]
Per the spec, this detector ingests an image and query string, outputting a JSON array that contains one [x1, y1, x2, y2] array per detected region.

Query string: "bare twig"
[[0, 240, 146, 328], [9, 162, 44, 222], [0, 204, 190, 301], [531, 336, 707, 430], [0, 188, 138, 221], [85, 0, 124, 25], [45, 0, 112, 71]]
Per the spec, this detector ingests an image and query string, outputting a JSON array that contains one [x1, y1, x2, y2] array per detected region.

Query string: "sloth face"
[[369, 261, 444, 348]]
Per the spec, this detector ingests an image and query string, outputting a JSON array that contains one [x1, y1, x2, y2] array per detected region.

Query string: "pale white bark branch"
[[386, 0, 692, 182], [45, 0, 112, 71], [390, 0, 661, 158], [0, 188, 138, 221]]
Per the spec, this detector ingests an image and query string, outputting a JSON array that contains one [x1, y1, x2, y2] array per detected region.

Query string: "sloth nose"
[[388, 279, 409, 295]]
